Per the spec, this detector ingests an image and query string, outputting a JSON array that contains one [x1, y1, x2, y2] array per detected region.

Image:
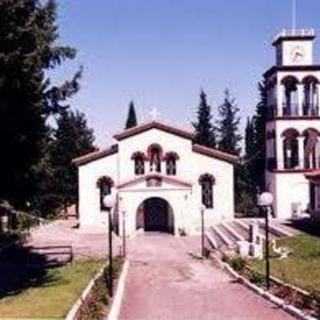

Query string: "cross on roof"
[[149, 107, 160, 121]]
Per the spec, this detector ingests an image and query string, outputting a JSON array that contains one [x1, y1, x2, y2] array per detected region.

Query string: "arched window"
[[147, 144, 162, 173], [164, 152, 179, 175], [199, 174, 215, 209], [303, 128, 320, 169], [131, 152, 146, 175], [302, 76, 319, 116], [97, 176, 114, 211], [281, 76, 299, 116], [282, 129, 299, 169]]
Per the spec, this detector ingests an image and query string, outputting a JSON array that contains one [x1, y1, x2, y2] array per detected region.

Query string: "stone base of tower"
[[266, 171, 310, 219]]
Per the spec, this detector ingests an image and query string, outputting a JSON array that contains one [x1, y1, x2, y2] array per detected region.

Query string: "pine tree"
[[252, 80, 268, 191], [125, 101, 138, 129], [50, 110, 95, 211], [217, 89, 242, 155], [245, 117, 256, 160], [192, 90, 216, 148], [0, 0, 81, 208]]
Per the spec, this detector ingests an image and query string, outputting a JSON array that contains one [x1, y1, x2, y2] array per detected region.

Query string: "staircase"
[[206, 218, 294, 253]]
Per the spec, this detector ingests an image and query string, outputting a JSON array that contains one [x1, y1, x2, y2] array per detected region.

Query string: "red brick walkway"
[[119, 234, 295, 320]]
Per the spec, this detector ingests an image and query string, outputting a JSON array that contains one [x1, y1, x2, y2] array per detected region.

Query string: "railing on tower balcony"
[[282, 103, 299, 117], [303, 103, 320, 117], [274, 28, 315, 41]]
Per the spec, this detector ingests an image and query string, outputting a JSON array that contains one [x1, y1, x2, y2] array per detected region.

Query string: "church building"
[[73, 121, 238, 236], [265, 29, 320, 219]]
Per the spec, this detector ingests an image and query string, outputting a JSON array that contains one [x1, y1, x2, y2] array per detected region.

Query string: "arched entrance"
[[136, 197, 174, 234]]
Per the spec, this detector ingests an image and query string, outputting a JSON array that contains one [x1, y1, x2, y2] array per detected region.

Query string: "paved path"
[[27, 219, 121, 259], [119, 234, 295, 320]]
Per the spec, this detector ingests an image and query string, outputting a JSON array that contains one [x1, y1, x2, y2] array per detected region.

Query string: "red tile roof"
[[113, 121, 194, 141], [192, 144, 239, 164], [72, 145, 118, 166]]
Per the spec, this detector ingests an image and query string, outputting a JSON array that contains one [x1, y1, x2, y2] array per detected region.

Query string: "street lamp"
[[103, 194, 116, 297], [200, 205, 206, 257], [258, 192, 274, 290]]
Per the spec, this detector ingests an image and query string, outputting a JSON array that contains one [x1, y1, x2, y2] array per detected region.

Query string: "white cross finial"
[[150, 107, 160, 121]]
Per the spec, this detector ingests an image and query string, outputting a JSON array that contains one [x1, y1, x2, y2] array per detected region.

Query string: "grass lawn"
[[0, 259, 104, 319], [250, 234, 320, 292]]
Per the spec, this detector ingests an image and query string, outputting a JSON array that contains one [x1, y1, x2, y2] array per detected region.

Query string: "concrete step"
[[258, 220, 294, 238], [230, 221, 250, 241], [211, 225, 234, 249], [221, 222, 245, 242]]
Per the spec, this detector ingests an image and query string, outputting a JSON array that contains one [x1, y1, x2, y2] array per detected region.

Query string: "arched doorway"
[[136, 197, 174, 234]]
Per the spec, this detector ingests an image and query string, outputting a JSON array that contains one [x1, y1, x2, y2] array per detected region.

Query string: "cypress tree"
[[125, 101, 138, 129], [0, 0, 81, 208], [50, 110, 95, 212], [252, 80, 268, 191], [216, 89, 242, 155], [192, 90, 216, 148]]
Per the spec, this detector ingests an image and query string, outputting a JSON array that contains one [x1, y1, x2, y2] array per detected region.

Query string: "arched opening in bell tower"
[[282, 76, 299, 116], [303, 128, 320, 169], [302, 76, 319, 116], [282, 129, 299, 169]]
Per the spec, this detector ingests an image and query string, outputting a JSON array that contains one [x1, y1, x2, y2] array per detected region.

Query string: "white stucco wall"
[[269, 172, 310, 219], [78, 153, 118, 231], [77, 126, 235, 236]]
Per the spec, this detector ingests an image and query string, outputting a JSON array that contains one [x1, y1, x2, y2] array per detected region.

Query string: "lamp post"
[[200, 205, 206, 257], [103, 194, 116, 297], [122, 210, 126, 258], [258, 192, 274, 290]]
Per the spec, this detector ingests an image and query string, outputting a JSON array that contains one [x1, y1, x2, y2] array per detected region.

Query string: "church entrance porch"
[[136, 197, 174, 234]]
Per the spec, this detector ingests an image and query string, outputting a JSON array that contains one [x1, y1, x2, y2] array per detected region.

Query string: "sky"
[[53, 0, 320, 148]]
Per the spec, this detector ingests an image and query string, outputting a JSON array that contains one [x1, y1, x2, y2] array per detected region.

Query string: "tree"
[[50, 110, 95, 212], [216, 89, 242, 155], [236, 117, 258, 214], [245, 117, 256, 161], [192, 90, 216, 148], [125, 101, 138, 129], [0, 0, 81, 208], [252, 80, 268, 191]]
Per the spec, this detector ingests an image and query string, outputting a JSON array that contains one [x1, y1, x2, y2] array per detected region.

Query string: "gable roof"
[[72, 145, 118, 166], [117, 174, 192, 189], [113, 121, 194, 141], [192, 144, 239, 164], [72, 121, 239, 166]]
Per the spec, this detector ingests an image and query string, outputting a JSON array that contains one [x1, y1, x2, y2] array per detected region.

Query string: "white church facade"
[[73, 121, 238, 236], [265, 29, 320, 219]]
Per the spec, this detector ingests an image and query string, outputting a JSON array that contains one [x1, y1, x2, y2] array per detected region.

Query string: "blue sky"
[[54, 0, 320, 147]]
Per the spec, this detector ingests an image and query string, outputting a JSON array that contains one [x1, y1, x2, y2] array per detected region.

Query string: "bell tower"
[[264, 29, 320, 219]]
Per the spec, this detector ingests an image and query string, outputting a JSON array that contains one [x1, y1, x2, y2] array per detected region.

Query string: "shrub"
[[230, 256, 246, 272], [249, 270, 265, 286]]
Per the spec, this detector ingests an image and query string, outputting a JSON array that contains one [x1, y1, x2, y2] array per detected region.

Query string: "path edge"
[[65, 263, 107, 320], [107, 259, 130, 320], [210, 254, 317, 320]]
